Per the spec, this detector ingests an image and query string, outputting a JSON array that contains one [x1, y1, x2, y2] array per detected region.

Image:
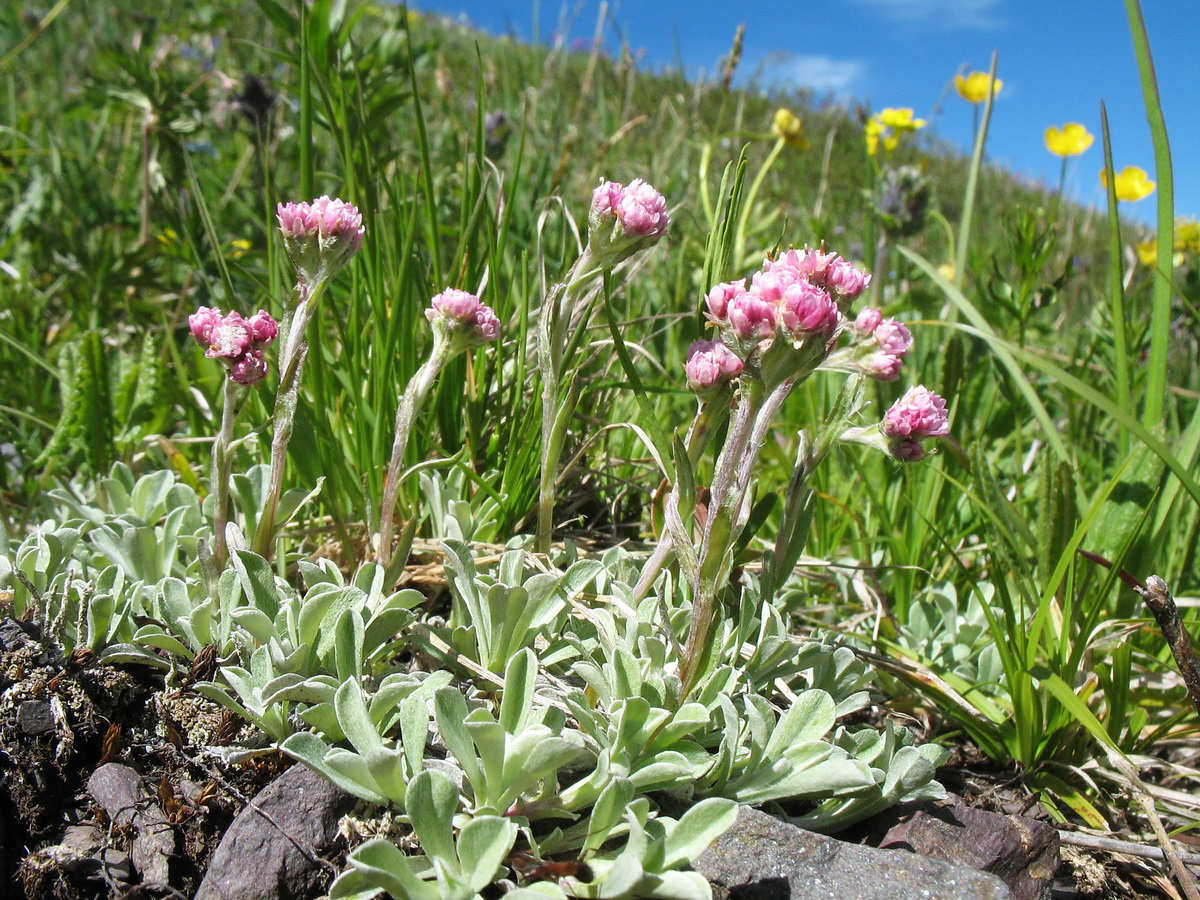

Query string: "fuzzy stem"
[[252, 278, 324, 560], [633, 396, 731, 602], [210, 378, 246, 570], [536, 246, 600, 555], [377, 337, 450, 569]]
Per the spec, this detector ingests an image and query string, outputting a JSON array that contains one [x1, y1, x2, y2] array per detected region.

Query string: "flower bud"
[[230, 349, 269, 385], [246, 309, 279, 348], [685, 340, 743, 396], [777, 282, 840, 340], [854, 308, 883, 336], [188, 306, 224, 346], [705, 280, 747, 321], [726, 292, 777, 342], [883, 385, 949, 441]]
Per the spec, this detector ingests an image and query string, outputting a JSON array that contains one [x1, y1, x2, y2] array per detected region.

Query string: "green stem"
[[953, 51, 999, 298]]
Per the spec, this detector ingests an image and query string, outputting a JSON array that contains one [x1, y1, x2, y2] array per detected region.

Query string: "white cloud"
[[850, 0, 1006, 30], [755, 53, 867, 97]]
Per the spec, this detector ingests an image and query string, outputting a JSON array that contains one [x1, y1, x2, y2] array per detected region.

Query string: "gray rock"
[[694, 807, 1011, 899], [865, 798, 1059, 900], [17, 699, 54, 735], [195, 763, 356, 900], [87, 762, 174, 886]]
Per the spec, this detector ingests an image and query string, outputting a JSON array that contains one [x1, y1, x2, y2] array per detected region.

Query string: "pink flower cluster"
[[882, 385, 949, 460], [685, 340, 744, 395], [425, 288, 501, 343], [852, 308, 913, 382], [276, 196, 364, 284], [189, 307, 278, 385], [705, 248, 869, 354], [591, 178, 671, 240]]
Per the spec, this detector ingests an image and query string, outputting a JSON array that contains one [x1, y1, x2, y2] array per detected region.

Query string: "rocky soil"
[[0, 614, 1186, 899]]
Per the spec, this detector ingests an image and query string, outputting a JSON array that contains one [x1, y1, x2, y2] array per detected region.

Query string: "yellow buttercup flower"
[[1100, 166, 1155, 202], [1135, 240, 1184, 269], [955, 71, 1002, 104], [878, 107, 926, 131], [1044, 123, 1093, 158], [864, 108, 925, 156], [771, 108, 807, 150], [1174, 218, 1200, 254], [228, 239, 253, 260]]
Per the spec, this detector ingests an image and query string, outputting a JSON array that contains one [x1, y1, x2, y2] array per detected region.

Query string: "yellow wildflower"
[[937, 262, 956, 282], [1100, 166, 1155, 202], [157, 228, 178, 246], [878, 107, 926, 131], [864, 108, 925, 156], [864, 117, 885, 156], [954, 71, 1002, 104], [1175, 218, 1200, 254], [1044, 123, 1093, 158], [771, 108, 807, 150], [228, 239, 253, 260], [1135, 241, 1157, 267]]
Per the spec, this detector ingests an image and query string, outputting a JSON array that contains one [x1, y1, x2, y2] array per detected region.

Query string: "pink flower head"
[[189, 306, 274, 385], [188, 306, 224, 346], [427, 287, 483, 322], [685, 340, 744, 394], [854, 308, 883, 336], [230, 349, 269, 385], [705, 279, 747, 321], [883, 386, 950, 441], [776, 246, 839, 281], [750, 263, 803, 305], [778, 282, 840, 339], [206, 311, 252, 359], [873, 319, 913, 357], [824, 257, 872, 300], [276, 195, 364, 285], [726, 291, 777, 342], [425, 288, 500, 346], [587, 178, 669, 266], [246, 309, 278, 349], [591, 180, 624, 219], [615, 179, 670, 239]]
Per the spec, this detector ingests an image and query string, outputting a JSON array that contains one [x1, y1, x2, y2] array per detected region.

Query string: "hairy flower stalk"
[[188, 306, 277, 570], [254, 196, 363, 560], [377, 289, 499, 570], [536, 178, 669, 554], [665, 247, 872, 696]]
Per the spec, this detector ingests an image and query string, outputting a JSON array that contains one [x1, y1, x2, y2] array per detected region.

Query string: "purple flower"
[[883, 386, 950, 441], [685, 340, 744, 394], [777, 282, 840, 339], [230, 349, 269, 385]]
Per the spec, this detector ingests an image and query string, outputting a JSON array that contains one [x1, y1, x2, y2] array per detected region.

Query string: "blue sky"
[[415, 0, 1199, 229]]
